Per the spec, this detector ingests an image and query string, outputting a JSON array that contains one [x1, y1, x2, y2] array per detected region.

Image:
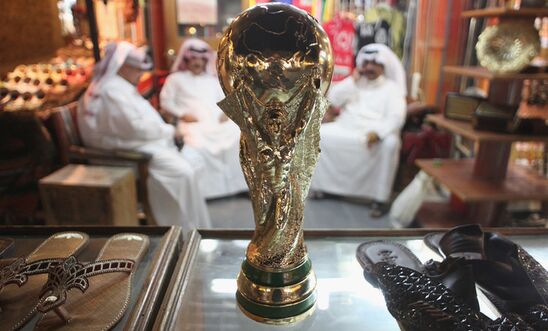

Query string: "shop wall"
[[162, 0, 217, 68], [161, 0, 246, 69], [411, 0, 467, 106], [0, 0, 64, 75], [162, 0, 180, 60]]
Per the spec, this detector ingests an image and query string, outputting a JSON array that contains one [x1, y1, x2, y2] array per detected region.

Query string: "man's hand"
[[322, 105, 339, 123], [174, 130, 184, 151], [180, 114, 198, 123], [366, 132, 380, 148], [174, 130, 184, 141], [219, 113, 229, 123]]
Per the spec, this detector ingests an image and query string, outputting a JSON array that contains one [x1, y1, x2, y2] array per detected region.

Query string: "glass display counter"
[[154, 228, 548, 331], [0, 225, 182, 331]]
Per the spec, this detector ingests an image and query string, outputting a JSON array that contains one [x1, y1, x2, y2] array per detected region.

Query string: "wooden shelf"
[[416, 202, 470, 228], [443, 66, 548, 80], [416, 159, 548, 202], [461, 7, 548, 18], [427, 114, 548, 143]]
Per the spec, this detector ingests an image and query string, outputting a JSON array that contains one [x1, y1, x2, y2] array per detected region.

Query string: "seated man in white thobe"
[[311, 43, 407, 217], [78, 41, 210, 236], [160, 38, 247, 199]]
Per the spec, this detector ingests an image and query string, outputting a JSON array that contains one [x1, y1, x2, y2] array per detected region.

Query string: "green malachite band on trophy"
[[241, 258, 312, 287], [236, 290, 316, 320]]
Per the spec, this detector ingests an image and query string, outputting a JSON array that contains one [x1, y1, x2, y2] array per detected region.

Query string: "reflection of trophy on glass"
[[217, 3, 333, 324]]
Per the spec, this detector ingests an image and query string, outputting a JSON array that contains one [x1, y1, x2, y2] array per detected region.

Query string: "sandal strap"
[[37, 255, 134, 314], [0, 257, 63, 291], [439, 224, 485, 259]]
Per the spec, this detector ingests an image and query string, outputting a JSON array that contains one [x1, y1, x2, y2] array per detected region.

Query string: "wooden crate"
[[39, 165, 138, 226]]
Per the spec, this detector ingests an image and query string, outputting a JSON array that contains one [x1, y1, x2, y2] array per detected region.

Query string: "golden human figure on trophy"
[[217, 3, 333, 323]]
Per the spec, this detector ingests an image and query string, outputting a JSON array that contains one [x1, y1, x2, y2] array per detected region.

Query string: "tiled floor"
[[207, 193, 393, 229]]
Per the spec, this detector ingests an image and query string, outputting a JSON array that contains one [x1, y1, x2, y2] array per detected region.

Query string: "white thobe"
[[311, 76, 406, 202], [78, 75, 211, 236], [160, 71, 247, 199]]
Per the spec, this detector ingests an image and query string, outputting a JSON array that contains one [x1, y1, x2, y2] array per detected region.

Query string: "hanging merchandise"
[[124, 0, 139, 23], [291, 0, 333, 22], [311, 0, 323, 20], [293, 0, 313, 14], [95, 0, 122, 41], [322, 0, 334, 22], [355, 4, 405, 58], [323, 14, 355, 81]]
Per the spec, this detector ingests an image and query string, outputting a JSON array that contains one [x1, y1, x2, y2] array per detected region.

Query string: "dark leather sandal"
[[0, 232, 89, 331], [34, 233, 149, 331], [424, 225, 548, 329], [488, 313, 535, 331], [356, 240, 486, 330], [356, 240, 545, 330]]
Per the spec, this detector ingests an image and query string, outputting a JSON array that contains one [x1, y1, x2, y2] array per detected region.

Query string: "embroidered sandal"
[[34, 233, 149, 331], [0, 237, 15, 258], [0, 232, 89, 331], [424, 225, 548, 330], [356, 240, 485, 330], [356, 240, 541, 330]]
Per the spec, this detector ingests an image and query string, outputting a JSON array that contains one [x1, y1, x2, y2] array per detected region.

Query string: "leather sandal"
[[34, 233, 149, 331], [424, 225, 548, 329], [0, 237, 15, 258], [356, 240, 545, 330], [0, 232, 89, 331], [356, 240, 486, 330]]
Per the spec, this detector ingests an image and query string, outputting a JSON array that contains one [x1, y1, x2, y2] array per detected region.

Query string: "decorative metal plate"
[[476, 22, 540, 74]]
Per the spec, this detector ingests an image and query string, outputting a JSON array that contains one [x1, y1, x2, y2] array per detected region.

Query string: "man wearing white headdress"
[[160, 38, 247, 199], [311, 43, 407, 217], [78, 41, 210, 236]]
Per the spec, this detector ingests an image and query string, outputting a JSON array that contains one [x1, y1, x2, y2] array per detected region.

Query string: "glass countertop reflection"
[[170, 235, 548, 331]]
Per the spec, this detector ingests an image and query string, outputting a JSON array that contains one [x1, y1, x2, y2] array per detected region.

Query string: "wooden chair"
[[48, 101, 156, 224], [0, 111, 56, 224]]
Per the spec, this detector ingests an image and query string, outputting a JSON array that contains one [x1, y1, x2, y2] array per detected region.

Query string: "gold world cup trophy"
[[216, 3, 333, 324]]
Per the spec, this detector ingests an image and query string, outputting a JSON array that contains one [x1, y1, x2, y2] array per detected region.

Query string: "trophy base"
[[236, 258, 316, 324], [236, 293, 316, 325]]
